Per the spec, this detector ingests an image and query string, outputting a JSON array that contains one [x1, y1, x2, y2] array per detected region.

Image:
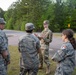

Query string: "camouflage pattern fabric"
[[39, 28, 52, 67], [75, 51, 76, 66], [0, 64, 6, 75], [0, 29, 10, 75], [18, 33, 40, 75], [20, 68, 38, 75], [52, 41, 75, 75]]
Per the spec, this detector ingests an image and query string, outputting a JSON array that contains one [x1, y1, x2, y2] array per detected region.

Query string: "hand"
[[4, 60, 10, 66], [39, 35, 45, 39], [7, 61, 10, 64], [40, 33, 46, 39], [34, 33, 39, 37], [7, 60, 10, 65], [34, 33, 43, 40]]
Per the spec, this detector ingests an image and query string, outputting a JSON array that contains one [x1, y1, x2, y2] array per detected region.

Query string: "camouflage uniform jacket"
[[19, 33, 40, 69], [40, 28, 52, 49], [52, 41, 75, 75]]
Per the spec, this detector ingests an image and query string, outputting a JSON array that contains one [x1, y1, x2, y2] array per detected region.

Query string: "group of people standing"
[[0, 17, 76, 75]]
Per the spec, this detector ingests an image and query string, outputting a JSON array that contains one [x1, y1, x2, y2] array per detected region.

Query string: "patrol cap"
[[0, 18, 6, 24], [25, 23, 35, 30], [43, 20, 49, 25]]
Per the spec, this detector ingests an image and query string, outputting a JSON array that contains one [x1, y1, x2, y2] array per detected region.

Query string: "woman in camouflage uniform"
[[52, 29, 76, 75]]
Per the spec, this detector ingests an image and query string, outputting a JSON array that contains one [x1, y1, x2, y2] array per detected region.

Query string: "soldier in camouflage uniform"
[[18, 23, 41, 75], [35, 20, 53, 75], [52, 29, 76, 75], [0, 18, 10, 75]]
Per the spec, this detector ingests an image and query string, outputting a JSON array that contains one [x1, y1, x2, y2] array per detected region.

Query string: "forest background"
[[0, 0, 76, 32]]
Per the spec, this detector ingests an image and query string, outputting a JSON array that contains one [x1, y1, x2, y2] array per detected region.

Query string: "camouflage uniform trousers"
[[20, 68, 38, 75], [0, 64, 7, 75], [39, 45, 50, 67], [19, 56, 38, 75]]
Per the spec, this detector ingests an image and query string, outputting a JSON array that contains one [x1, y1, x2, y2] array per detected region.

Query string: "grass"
[[8, 46, 76, 75], [7, 46, 20, 75]]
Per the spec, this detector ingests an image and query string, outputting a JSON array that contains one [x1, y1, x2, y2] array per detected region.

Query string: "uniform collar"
[[44, 28, 49, 31], [63, 41, 70, 44], [26, 33, 32, 35]]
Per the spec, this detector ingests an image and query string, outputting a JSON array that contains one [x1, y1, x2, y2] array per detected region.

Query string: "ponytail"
[[69, 37, 76, 49], [62, 29, 76, 50]]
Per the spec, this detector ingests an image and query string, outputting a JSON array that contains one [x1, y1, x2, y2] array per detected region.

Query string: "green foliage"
[[3, 0, 76, 31], [21, 21, 25, 31], [6, 18, 14, 29], [0, 8, 5, 18]]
